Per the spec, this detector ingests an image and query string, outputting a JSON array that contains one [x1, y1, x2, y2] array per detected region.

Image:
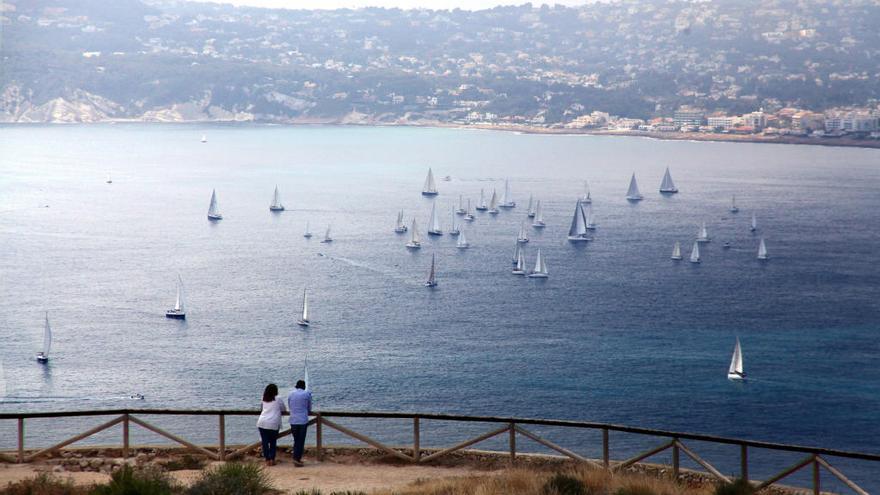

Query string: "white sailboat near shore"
[[526, 195, 535, 217], [488, 189, 499, 214], [567, 200, 590, 242], [165, 275, 186, 319], [424, 254, 438, 287], [671, 241, 682, 261], [475, 189, 488, 211], [532, 200, 545, 228], [516, 222, 529, 243], [527, 249, 548, 278], [456, 229, 469, 249], [659, 167, 678, 193], [207, 189, 223, 221], [296, 289, 310, 327], [394, 210, 408, 233], [449, 206, 460, 236], [689, 240, 701, 263], [269, 186, 285, 211], [626, 173, 643, 201], [427, 203, 443, 235], [697, 222, 711, 243], [757, 238, 769, 260], [422, 168, 438, 196], [455, 195, 466, 215], [727, 338, 745, 381], [35, 312, 52, 363], [499, 178, 516, 208], [406, 218, 422, 248]]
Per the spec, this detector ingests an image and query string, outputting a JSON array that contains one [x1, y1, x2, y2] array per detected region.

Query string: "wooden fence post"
[[315, 414, 323, 461], [509, 422, 516, 465], [413, 416, 420, 462], [740, 444, 748, 482], [123, 414, 130, 459], [218, 414, 225, 461], [672, 439, 680, 479], [813, 457, 820, 495], [602, 428, 609, 468], [17, 418, 24, 463]]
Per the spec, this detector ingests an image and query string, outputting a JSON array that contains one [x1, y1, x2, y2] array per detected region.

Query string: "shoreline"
[[3, 119, 879, 150]]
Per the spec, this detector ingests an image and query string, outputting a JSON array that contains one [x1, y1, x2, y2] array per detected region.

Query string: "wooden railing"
[[1, 409, 877, 494]]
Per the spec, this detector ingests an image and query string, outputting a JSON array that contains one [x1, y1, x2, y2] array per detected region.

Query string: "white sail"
[[528, 249, 548, 277], [581, 181, 592, 203], [407, 218, 422, 247], [751, 213, 757, 232], [304, 221, 312, 237], [568, 200, 588, 239], [477, 189, 487, 209], [660, 167, 678, 193], [270, 186, 284, 210], [671, 241, 682, 260], [690, 240, 701, 263], [488, 189, 499, 213], [758, 238, 768, 260], [106, 172, 112, 184], [728, 338, 744, 379], [301, 289, 309, 322], [450, 206, 459, 234], [396, 211, 404, 229], [730, 195, 739, 212], [425, 254, 437, 286], [526, 195, 535, 217], [512, 242, 522, 264], [303, 358, 310, 390], [422, 168, 438, 195], [201, 134, 207, 143], [517, 222, 528, 243], [500, 178, 515, 207], [322, 225, 332, 242], [42, 312, 52, 357], [207, 189, 222, 219], [532, 200, 545, 227], [175, 275, 185, 312], [513, 247, 526, 274], [457, 230, 469, 248], [456, 195, 465, 214], [584, 204, 596, 230], [626, 173, 643, 200], [428, 202, 443, 234], [697, 222, 710, 242]]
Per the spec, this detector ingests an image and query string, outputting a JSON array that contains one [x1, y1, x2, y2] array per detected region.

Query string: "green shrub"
[[714, 479, 755, 495], [543, 473, 587, 495], [89, 465, 177, 495], [1, 473, 85, 495], [187, 462, 273, 495]]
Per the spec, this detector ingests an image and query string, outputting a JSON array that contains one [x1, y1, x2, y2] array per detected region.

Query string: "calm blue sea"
[[1, 124, 879, 488]]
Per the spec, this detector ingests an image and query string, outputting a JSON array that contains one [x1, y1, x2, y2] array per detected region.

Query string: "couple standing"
[[256, 380, 312, 466]]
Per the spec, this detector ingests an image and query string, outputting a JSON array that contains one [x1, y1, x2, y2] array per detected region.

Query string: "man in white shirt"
[[287, 380, 312, 466]]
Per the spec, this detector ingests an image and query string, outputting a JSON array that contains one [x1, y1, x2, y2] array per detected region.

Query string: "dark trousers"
[[291, 423, 308, 461], [258, 427, 278, 460]]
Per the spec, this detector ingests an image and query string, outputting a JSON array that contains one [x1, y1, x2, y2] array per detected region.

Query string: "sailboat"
[[296, 289, 310, 327], [581, 181, 592, 204], [689, 240, 701, 263], [422, 168, 438, 196], [321, 225, 333, 243], [207, 189, 223, 221], [659, 167, 678, 193], [165, 275, 186, 319], [727, 338, 745, 381], [527, 249, 549, 278], [424, 254, 438, 287], [512, 242, 522, 265], [626, 173, 643, 201], [671, 241, 682, 260], [512, 248, 526, 275], [394, 211, 408, 233], [499, 178, 516, 208], [427, 203, 443, 235], [757, 238, 769, 260], [35, 312, 52, 363], [526, 195, 535, 217], [201, 134, 207, 143], [532, 200, 545, 228], [517, 222, 529, 243], [269, 186, 285, 211], [456, 229, 469, 249], [730, 195, 739, 213], [475, 189, 488, 211], [567, 200, 590, 242], [750, 213, 757, 232], [303, 222, 313, 238], [697, 222, 711, 243], [584, 204, 597, 230], [449, 207, 460, 236], [464, 199, 475, 221], [455, 195, 466, 215], [406, 219, 421, 248], [303, 358, 310, 390], [488, 189, 499, 214], [106, 173, 113, 184]]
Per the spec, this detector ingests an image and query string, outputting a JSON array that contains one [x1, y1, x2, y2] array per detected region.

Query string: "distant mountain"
[[2, 0, 879, 123]]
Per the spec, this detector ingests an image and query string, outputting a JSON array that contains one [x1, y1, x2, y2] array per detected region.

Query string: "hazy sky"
[[192, 0, 592, 10]]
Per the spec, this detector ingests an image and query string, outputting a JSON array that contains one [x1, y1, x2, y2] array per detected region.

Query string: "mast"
[[429, 202, 442, 233], [582, 181, 591, 203], [174, 275, 185, 312], [301, 289, 309, 322], [410, 218, 421, 244], [479, 189, 486, 208], [271, 186, 282, 208], [427, 254, 436, 285], [517, 222, 528, 242], [534, 200, 544, 223], [43, 312, 52, 357], [527, 195, 534, 216]]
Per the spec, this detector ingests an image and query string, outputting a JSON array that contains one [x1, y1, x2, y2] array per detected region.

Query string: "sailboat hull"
[[499, 203, 516, 208], [36, 353, 48, 363], [207, 214, 223, 221], [421, 191, 438, 196], [727, 373, 745, 381], [659, 188, 678, 193], [405, 242, 421, 249], [424, 281, 437, 287], [527, 273, 548, 278], [165, 310, 186, 319], [269, 206, 285, 212], [626, 195, 644, 201], [532, 222, 545, 228], [297, 320, 310, 327], [394, 227, 408, 233], [567, 235, 590, 242]]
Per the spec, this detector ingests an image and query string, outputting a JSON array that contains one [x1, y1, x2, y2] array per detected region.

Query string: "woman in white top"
[[256, 383, 286, 466]]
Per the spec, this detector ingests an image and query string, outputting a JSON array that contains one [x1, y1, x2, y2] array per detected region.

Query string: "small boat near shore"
[[659, 167, 678, 193], [626, 173, 643, 201]]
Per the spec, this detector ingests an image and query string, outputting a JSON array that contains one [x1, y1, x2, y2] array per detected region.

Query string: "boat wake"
[[0, 395, 145, 404]]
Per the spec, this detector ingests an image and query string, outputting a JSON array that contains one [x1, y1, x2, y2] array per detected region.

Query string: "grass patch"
[[543, 473, 588, 495], [187, 462, 274, 495], [714, 479, 754, 495], [90, 465, 178, 495], [160, 455, 206, 471], [1, 473, 87, 495]]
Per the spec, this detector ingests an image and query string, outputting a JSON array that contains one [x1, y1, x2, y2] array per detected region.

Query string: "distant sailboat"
[[475, 189, 488, 211], [526, 195, 535, 217], [269, 185, 285, 211], [567, 200, 590, 242], [532, 200, 545, 228], [406, 218, 421, 248], [750, 213, 757, 232], [321, 225, 333, 243], [165, 275, 186, 319], [424, 254, 438, 287], [201, 134, 207, 143], [757, 238, 768, 260], [671, 241, 682, 260], [512, 247, 526, 275], [35, 312, 52, 363], [512, 242, 522, 265], [456, 229, 469, 249], [727, 337, 745, 381], [730, 195, 739, 213], [527, 249, 549, 278], [697, 222, 711, 243], [689, 240, 701, 263], [499, 178, 516, 208], [427, 202, 443, 235], [626, 173, 643, 201], [422, 168, 438, 196], [303, 222, 313, 238], [488, 189, 499, 214], [584, 203, 597, 230], [296, 289, 310, 327], [394, 211, 408, 233], [449, 207, 460, 236], [581, 181, 592, 204], [659, 167, 678, 193], [207, 189, 223, 221], [106, 173, 113, 184], [455, 195, 466, 215], [464, 199, 475, 221], [516, 222, 529, 243]]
